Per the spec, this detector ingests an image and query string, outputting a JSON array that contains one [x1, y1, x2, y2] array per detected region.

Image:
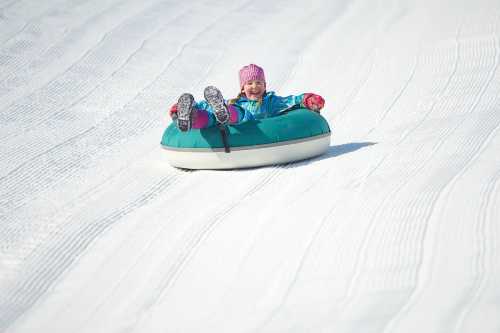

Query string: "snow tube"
[[161, 108, 331, 170]]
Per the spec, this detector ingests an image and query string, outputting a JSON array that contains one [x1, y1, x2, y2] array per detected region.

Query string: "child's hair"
[[228, 89, 247, 104], [227, 93, 244, 105]]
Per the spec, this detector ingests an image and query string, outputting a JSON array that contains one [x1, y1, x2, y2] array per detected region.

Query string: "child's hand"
[[303, 93, 325, 112], [169, 103, 178, 119]]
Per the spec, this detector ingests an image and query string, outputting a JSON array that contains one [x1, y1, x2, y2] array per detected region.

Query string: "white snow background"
[[1, 0, 500, 332]]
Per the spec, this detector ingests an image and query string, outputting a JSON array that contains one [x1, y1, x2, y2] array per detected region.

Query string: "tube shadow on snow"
[[323, 142, 377, 158], [290, 141, 378, 167], [274, 142, 377, 170]]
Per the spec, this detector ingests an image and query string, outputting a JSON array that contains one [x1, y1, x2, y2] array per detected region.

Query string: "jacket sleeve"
[[271, 94, 305, 114]]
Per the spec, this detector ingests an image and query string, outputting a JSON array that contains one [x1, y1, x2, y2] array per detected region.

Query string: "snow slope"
[[1, 0, 500, 332]]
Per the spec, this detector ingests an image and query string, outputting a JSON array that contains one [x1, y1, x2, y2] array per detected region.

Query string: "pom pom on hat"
[[239, 64, 266, 89]]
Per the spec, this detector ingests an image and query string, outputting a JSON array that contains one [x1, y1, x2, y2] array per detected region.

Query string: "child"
[[169, 64, 325, 132]]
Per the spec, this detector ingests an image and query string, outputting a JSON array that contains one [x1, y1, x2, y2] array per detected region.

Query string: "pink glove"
[[169, 103, 178, 119], [303, 93, 325, 112]]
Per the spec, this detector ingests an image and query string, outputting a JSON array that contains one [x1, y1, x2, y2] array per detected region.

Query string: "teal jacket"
[[195, 91, 305, 124]]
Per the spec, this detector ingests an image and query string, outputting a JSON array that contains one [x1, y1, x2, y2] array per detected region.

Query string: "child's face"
[[242, 80, 265, 101]]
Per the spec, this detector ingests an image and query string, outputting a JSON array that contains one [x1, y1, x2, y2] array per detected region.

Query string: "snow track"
[[1, 0, 500, 332]]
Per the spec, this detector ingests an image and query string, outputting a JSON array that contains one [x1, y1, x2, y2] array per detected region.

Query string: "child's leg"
[[227, 105, 243, 124], [175, 87, 243, 130], [192, 106, 241, 128], [191, 109, 214, 129], [175, 93, 216, 130], [203, 86, 245, 125]]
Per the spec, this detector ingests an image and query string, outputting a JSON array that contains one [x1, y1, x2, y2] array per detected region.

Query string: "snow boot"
[[204, 86, 230, 125], [176, 93, 196, 132]]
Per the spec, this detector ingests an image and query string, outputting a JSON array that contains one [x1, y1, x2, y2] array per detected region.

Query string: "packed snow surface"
[[1, 0, 500, 332]]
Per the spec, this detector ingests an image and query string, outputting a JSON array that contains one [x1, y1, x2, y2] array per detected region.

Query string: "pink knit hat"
[[239, 64, 266, 89]]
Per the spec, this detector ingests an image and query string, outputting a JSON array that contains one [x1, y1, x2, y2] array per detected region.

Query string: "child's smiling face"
[[242, 80, 266, 101]]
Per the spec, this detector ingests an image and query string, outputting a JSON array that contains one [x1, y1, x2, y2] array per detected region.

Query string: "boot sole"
[[204, 86, 229, 125], [176, 93, 195, 132]]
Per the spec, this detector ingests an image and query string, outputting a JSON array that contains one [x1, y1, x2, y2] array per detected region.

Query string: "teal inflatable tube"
[[161, 108, 331, 169]]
